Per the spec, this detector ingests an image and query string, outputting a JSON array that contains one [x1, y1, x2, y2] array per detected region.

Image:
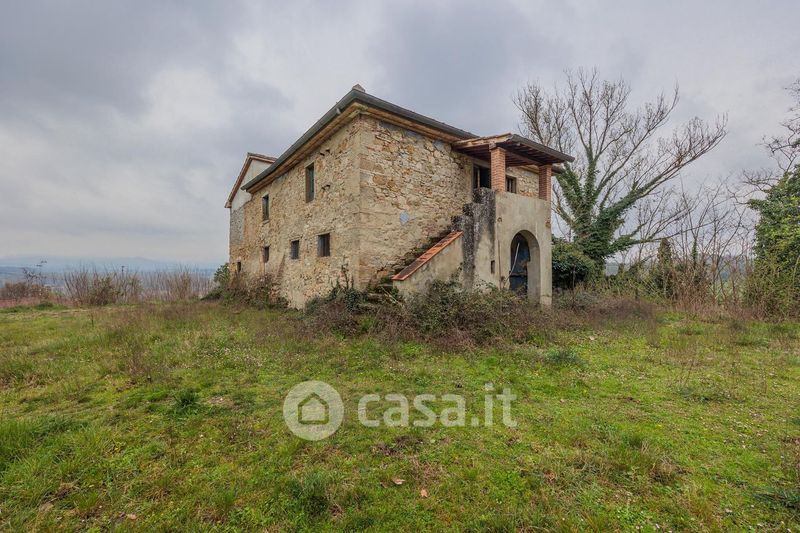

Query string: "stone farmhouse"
[[226, 85, 573, 308]]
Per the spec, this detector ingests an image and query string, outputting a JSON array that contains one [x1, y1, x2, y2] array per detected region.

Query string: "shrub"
[[213, 263, 230, 287], [305, 284, 370, 336], [0, 267, 55, 302], [744, 259, 800, 318], [308, 280, 551, 348], [543, 347, 584, 367], [63, 268, 141, 306], [406, 280, 526, 343], [747, 165, 800, 317], [552, 239, 596, 289], [213, 271, 285, 308], [241, 274, 284, 308], [0, 281, 43, 301], [142, 268, 213, 301], [62, 267, 212, 306]]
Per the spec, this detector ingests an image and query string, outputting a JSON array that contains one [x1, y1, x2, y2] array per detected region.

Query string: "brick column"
[[538, 164, 552, 202], [490, 146, 506, 191]]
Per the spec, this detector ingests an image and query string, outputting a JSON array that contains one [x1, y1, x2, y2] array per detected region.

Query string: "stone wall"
[[228, 112, 548, 307], [356, 117, 471, 285], [230, 119, 362, 307], [355, 116, 541, 286]]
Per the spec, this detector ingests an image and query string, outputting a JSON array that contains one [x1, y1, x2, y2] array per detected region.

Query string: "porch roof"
[[453, 133, 574, 166]]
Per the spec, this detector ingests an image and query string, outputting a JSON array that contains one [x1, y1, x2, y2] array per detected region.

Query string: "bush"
[[63, 268, 142, 306], [0, 267, 55, 303], [745, 260, 800, 319], [0, 281, 47, 301], [62, 267, 212, 306], [308, 280, 552, 348], [747, 165, 800, 317], [213, 263, 230, 287], [406, 281, 526, 342], [552, 239, 597, 289], [305, 282, 370, 336], [543, 347, 585, 367], [215, 271, 285, 309], [173, 389, 199, 412]]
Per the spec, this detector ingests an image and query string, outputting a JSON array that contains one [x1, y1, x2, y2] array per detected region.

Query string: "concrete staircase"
[[367, 188, 497, 304], [365, 227, 456, 305]]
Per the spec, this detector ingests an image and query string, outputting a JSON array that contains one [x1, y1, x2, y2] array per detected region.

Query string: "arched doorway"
[[510, 233, 530, 294], [509, 231, 541, 301]]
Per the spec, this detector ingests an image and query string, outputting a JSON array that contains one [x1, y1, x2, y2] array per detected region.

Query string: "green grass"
[[0, 302, 799, 531]]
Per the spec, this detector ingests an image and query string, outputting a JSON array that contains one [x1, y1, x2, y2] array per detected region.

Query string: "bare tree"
[[514, 68, 727, 266], [765, 79, 800, 172]]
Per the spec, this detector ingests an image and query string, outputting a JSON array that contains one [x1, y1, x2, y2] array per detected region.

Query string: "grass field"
[[0, 301, 799, 531]]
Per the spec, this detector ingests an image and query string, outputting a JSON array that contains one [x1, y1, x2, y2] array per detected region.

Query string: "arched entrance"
[[510, 233, 530, 293], [509, 231, 541, 301]]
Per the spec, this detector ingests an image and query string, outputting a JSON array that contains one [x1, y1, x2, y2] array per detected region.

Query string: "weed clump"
[[287, 471, 331, 517], [543, 347, 585, 368], [173, 388, 199, 411]]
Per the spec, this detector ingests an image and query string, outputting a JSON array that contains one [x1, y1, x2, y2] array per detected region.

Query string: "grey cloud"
[[0, 1, 240, 120], [0, 0, 798, 263], [370, 0, 569, 135]]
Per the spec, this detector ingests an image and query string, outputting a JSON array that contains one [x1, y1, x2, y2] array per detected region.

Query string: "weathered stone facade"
[[355, 116, 540, 286], [228, 88, 570, 308], [229, 119, 362, 308]]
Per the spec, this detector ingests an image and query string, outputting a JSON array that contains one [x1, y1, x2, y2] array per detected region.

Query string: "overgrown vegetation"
[[0, 266, 213, 308], [551, 238, 597, 289], [0, 301, 798, 530], [205, 268, 286, 309], [304, 279, 659, 351], [0, 266, 55, 303], [514, 74, 800, 322], [748, 164, 800, 316]]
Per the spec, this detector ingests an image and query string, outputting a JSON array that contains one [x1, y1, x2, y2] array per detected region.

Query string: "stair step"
[[392, 230, 464, 282], [382, 228, 459, 284]]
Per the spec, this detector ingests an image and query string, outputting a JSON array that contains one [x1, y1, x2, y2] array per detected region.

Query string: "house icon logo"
[[283, 381, 343, 440], [298, 393, 329, 425]]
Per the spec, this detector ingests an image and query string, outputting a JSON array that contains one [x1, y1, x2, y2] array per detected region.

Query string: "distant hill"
[[0, 256, 220, 286], [0, 266, 27, 285]]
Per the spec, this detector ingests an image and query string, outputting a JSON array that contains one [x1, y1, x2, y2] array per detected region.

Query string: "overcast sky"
[[1, 0, 798, 264]]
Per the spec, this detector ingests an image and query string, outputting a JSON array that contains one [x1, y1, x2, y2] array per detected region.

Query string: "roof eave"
[[507, 134, 574, 164], [226, 153, 276, 208], [453, 133, 574, 166]]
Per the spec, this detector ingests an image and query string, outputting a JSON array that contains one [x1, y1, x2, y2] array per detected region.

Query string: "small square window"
[[261, 194, 269, 221], [305, 163, 315, 202], [506, 176, 517, 193], [290, 240, 300, 260], [262, 246, 270, 263], [317, 233, 331, 257]]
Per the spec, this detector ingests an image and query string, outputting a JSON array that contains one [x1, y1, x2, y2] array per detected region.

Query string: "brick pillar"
[[490, 146, 506, 191], [538, 164, 552, 202]]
